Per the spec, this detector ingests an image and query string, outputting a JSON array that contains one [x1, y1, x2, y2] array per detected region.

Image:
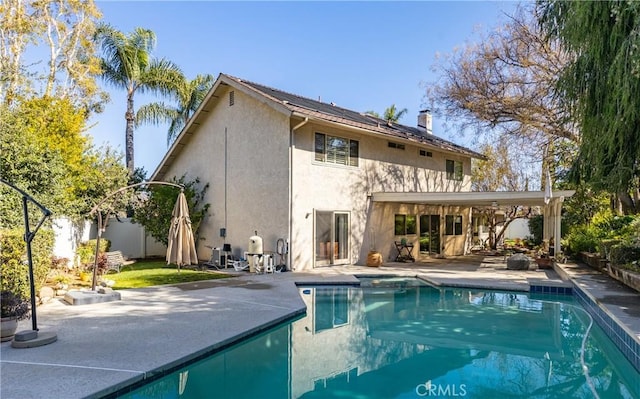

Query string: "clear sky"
[[89, 1, 520, 175]]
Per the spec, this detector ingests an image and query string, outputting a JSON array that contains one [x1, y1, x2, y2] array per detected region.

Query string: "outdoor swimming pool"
[[119, 278, 640, 398]]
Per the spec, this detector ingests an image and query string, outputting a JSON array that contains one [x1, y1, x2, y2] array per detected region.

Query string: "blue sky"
[[90, 1, 519, 175]]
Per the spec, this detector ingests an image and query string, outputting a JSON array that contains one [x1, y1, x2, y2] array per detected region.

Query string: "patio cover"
[[371, 190, 575, 254], [371, 190, 575, 207]]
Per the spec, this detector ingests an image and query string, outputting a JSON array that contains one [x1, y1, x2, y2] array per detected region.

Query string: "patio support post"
[[554, 197, 564, 256], [542, 203, 552, 248]]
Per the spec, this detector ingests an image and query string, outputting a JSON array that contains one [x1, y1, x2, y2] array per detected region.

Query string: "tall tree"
[[472, 141, 533, 249], [0, 0, 104, 110], [539, 1, 640, 213], [38, 0, 104, 111], [0, 98, 128, 227], [425, 4, 576, 168], [136, 73, 214, 146], [94, 24, 182, 173], [383, 104, 408, 123]]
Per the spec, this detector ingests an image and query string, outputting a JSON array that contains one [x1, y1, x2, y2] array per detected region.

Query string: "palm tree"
[[136, 74, 215, 146], [364, 104, 408, 123], [383, 104, 408, 123], [95, 24, 183, 173]]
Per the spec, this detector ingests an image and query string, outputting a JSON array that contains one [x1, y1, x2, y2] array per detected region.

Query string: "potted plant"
[[535, 250, 554, 269], [366, 230, 383, 267], [1, 290, 30, 342]]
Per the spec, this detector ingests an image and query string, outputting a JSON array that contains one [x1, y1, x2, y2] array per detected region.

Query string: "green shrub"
[[76, 239, 110, 265], [565, 212, 640, 256], [599, 239, 622, 260], [528, 215, 543, 246], [610, 243, 640, 267], [565, 225, 599, 254], [0, 228, 54, 299], [593, 213, 638, 239]]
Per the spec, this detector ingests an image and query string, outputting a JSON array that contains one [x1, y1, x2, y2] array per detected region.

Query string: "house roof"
[[151, 73, 485, 181], [223, 74, 485, 159]]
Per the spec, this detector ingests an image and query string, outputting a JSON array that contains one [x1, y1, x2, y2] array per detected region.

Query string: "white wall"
[[51, 217, 92, 266], [291, 121, 473, 268], [100, 218, 166, 259], [52, 217, 166, 265], [161, 86, 291, 261], [159, 83, 475, 270], [503, 218, 531, 239]]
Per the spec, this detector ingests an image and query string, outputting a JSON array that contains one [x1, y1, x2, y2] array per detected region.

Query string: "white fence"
[[503, 218, 531, 239], [96, 217, 166, 260], [52, 217, 166, 264]]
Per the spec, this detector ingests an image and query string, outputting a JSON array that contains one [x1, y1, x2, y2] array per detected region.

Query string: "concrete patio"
[[1, 255, 638, 398]]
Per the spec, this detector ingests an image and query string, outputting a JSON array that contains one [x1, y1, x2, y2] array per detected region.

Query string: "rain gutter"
[[289, 117, 309, 271]]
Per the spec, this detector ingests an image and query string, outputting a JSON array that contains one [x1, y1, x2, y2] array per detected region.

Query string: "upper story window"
[[315, 133, 359, 167], [388, 142, 405, 150], [446, 159, 463, 181]]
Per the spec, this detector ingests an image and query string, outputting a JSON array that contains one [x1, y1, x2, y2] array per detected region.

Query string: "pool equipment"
[[276, 238, 288, 271], [248, 231, 263, 273], [262, 254, 274, 273]]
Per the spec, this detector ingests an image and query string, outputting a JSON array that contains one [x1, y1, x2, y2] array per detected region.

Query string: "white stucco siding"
[[162, 87, 291, 260], [290, 122, 473, 268]]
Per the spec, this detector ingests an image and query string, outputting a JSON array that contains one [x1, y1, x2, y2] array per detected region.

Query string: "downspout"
[[289, 117, 309, 271]]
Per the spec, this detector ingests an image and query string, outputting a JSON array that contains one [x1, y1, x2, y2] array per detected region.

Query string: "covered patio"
[[371, 190, 575, 258]]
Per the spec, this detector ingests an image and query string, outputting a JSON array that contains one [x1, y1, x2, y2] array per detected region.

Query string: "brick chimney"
[[417, 109, 433, 135]]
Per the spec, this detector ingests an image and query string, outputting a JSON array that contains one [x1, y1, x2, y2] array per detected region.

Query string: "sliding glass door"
[[419, 214, 440, 255], [315, 211, 350, 267]]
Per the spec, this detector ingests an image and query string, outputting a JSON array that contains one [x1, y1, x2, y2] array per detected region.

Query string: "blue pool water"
[[119, 279, 640, 398]]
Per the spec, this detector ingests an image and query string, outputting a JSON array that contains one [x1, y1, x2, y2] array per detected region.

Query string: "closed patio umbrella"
[[166, 191, 198, 271]]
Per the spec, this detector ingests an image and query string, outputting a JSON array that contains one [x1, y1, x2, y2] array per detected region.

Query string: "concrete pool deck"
[[1, 255, 639, 398]]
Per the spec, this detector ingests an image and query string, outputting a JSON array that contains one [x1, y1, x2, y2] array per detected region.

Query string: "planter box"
[[579, 252, 603, 269], [579, 252, 640, 293], [607, 264, 640, 293], [535, 257, 554, 269]]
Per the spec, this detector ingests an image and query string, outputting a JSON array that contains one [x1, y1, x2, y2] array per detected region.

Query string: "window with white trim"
[[315, 133, 359, 166], [446, 159, 463, 181]]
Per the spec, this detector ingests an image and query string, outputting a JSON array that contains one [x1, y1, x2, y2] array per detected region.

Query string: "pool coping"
[[553, 262, 640, 373]]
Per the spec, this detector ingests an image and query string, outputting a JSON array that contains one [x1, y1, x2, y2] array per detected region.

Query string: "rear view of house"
[[152, 73, 563, 271]]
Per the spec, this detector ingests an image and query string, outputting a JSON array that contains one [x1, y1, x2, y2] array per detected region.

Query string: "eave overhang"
[[372, 190, 576, 207]]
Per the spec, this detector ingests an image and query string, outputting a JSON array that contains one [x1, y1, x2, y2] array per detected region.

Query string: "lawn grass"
[[104, 260, 233, 289]]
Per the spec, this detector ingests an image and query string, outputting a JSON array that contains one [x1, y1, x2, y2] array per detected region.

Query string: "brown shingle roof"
[[223, 73, 484, 159]]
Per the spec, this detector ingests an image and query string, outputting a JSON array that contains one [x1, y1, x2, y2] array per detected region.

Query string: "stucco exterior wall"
[[162, 87, 291, 261], [160, 84, 474, 270], [366, 202, 470, 262], [291, 122, 472, 269]]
